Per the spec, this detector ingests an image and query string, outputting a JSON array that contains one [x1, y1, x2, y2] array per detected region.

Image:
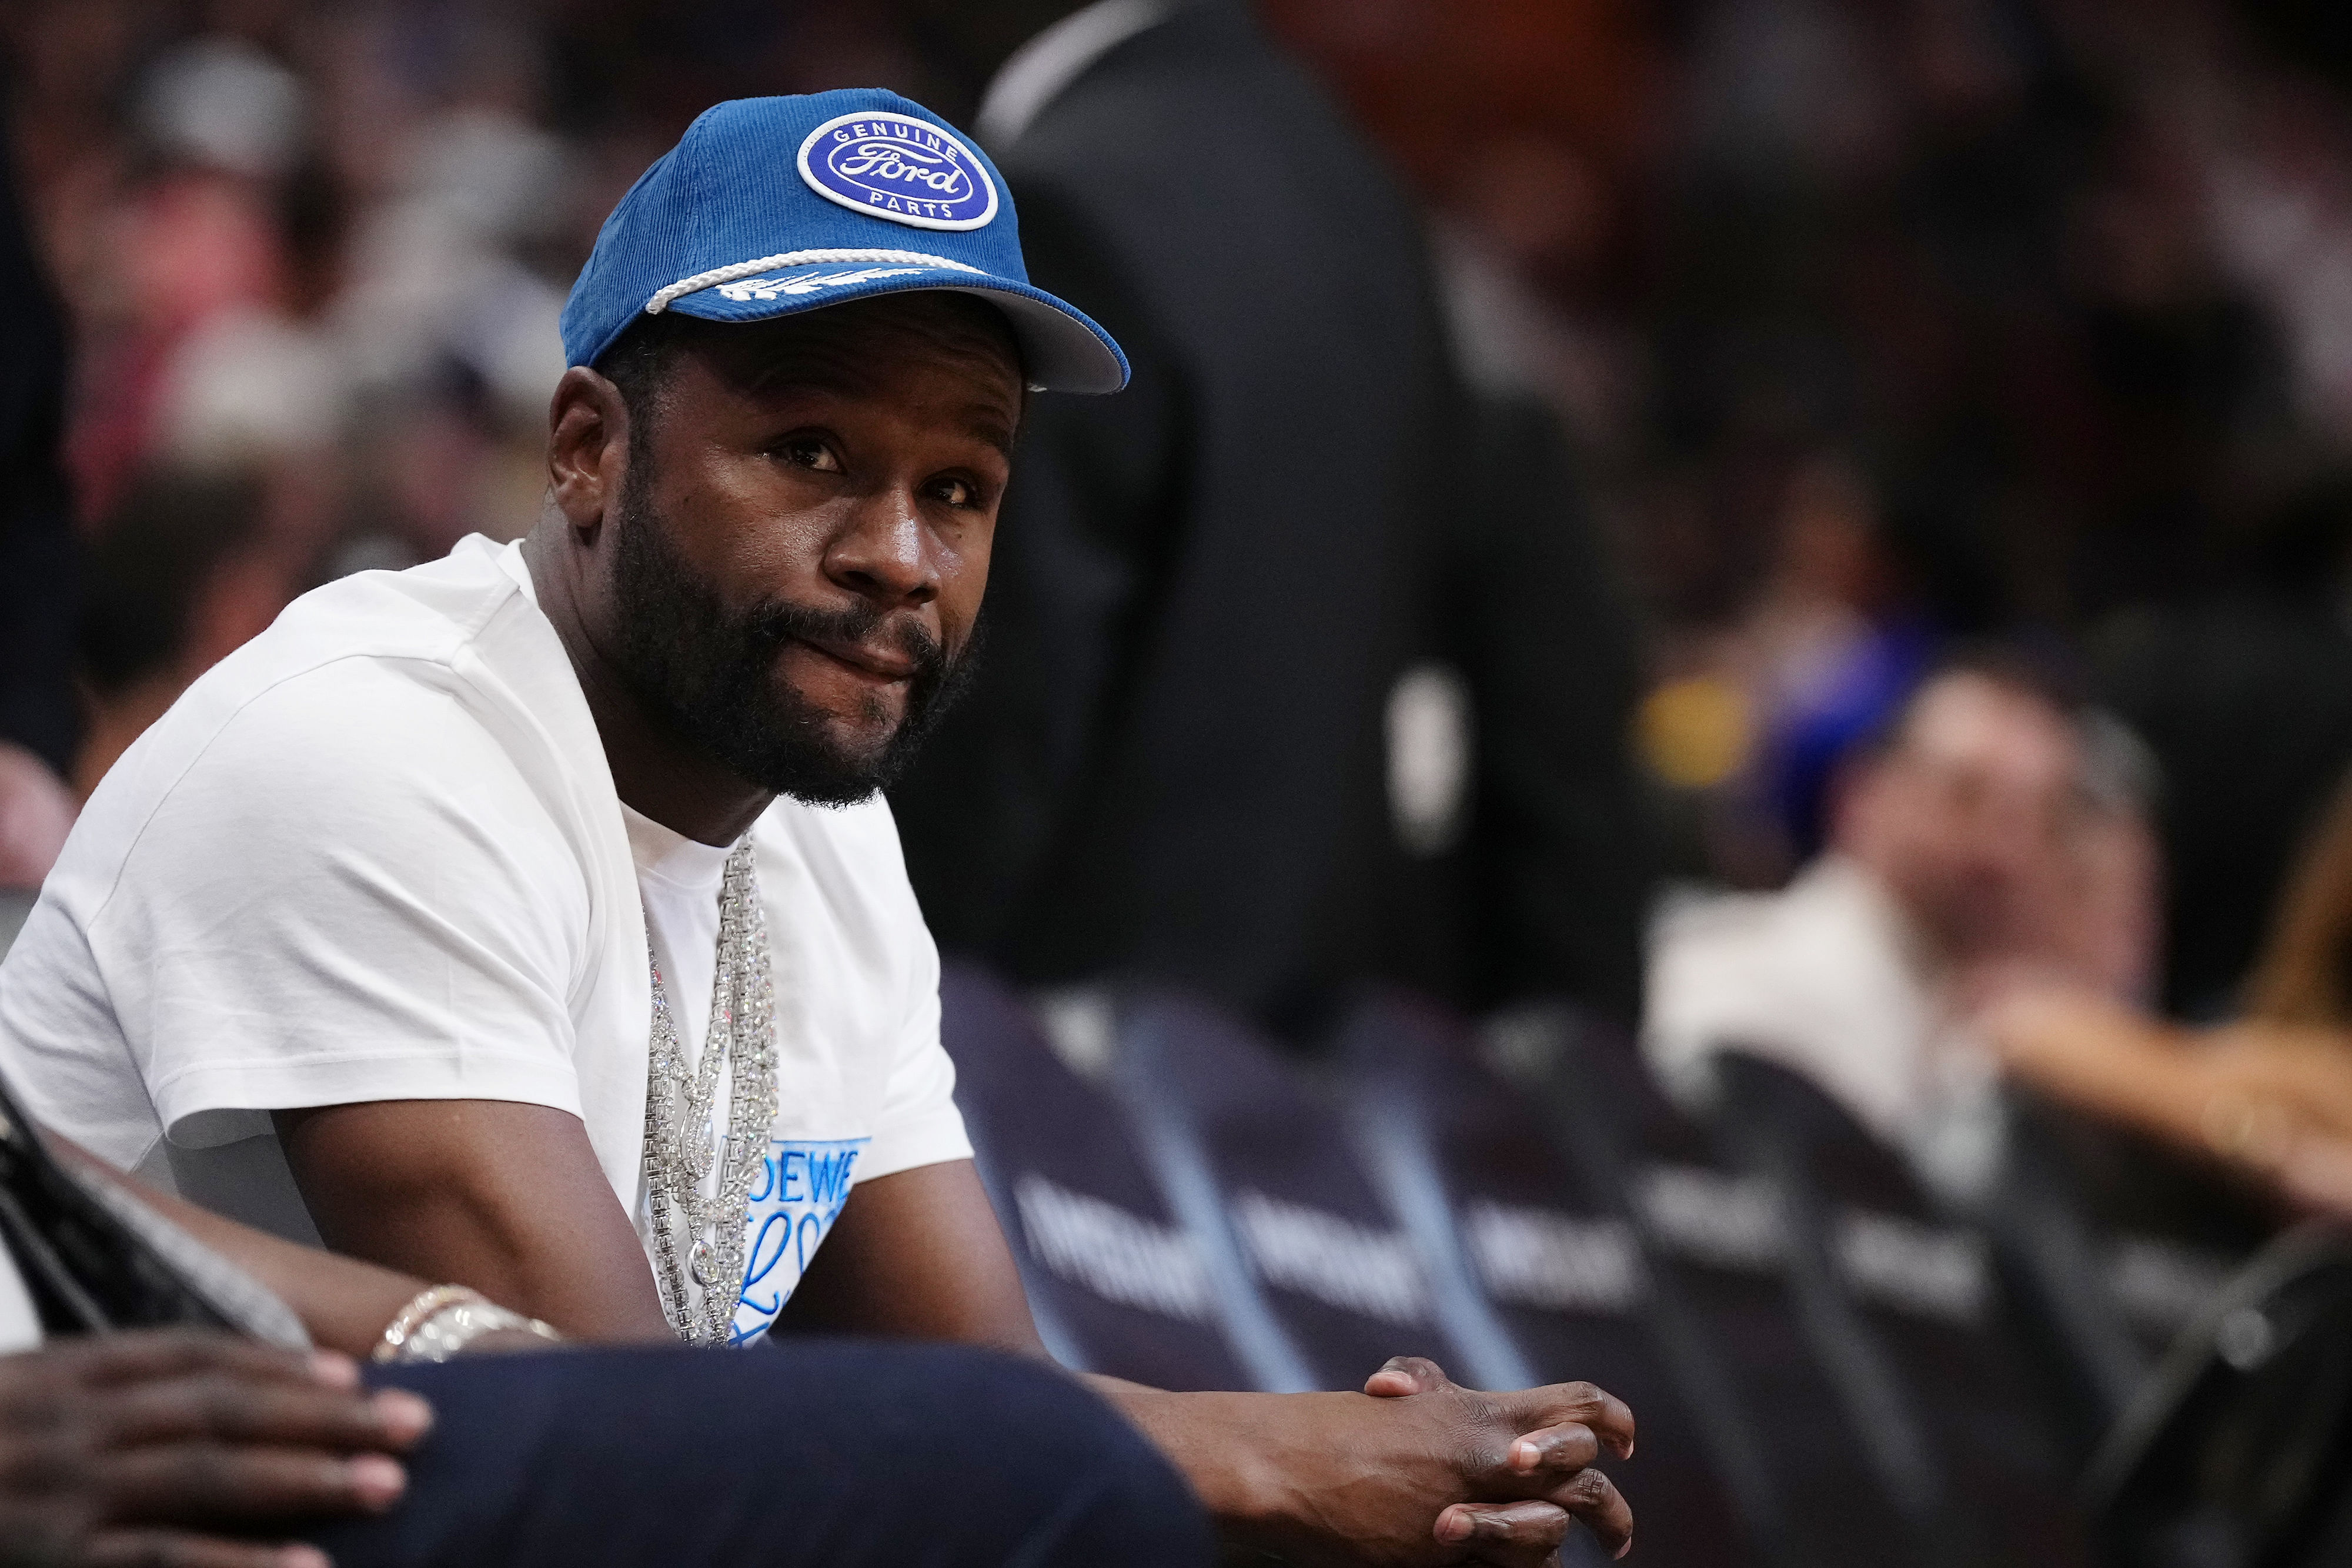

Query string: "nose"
[[823, 492, 940, 609]]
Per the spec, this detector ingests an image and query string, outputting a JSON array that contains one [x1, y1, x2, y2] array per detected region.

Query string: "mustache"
[[740, 597, 950, 681]]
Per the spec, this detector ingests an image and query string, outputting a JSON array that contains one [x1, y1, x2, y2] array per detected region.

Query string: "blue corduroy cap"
[[560, 90, 1127, 394]]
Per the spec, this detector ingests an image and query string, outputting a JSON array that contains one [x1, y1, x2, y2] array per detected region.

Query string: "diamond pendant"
[[643, 838, 778, 1345]]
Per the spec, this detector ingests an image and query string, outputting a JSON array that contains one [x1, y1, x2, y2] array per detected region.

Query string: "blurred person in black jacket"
[[2098, 473, 2352, 1021], [890, 0, 1652, 1033], [0, 89, 80, 891]]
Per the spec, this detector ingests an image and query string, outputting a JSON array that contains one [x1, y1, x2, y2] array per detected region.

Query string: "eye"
[[929, 475, 983, 509], [777, 436, 842, 473]]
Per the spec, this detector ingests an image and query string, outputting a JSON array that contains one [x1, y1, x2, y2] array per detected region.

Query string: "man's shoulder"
[[140, 536, 537, 741], [66, 539, 595, 895], [1654, 860, 1896, 960], [1010, 6, 1409, 230], [246, 534, 530, 664], [1647, 865, 1882, 1037], [1645, 859, 1926, 1063], [1649, 882, 1800, 968], [1011, 4, 1308, 146]]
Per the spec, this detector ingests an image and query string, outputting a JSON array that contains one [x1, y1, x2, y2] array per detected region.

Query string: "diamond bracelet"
[[373, 1284, 564, 1364]]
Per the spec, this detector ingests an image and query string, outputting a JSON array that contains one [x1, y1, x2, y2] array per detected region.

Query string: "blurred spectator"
[[887, 0, 1653, 1032], [1736, 449, 1940, 874], [0, 76, 78, 890], [10, 0, 2352, 1031], [1976, 763, 2352, 1226], [1645, 654, 2156, 1189], [11, 8, 587, 569], [1633, 442, 2000, 888], [73, 467, 289, 798], [2246, 766, 2352, 1027], [2097, 473, 2352, 1019], [0, 748, 73, 897]]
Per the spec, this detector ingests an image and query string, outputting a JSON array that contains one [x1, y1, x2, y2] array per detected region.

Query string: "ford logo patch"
[[796, 111, 999, 232]]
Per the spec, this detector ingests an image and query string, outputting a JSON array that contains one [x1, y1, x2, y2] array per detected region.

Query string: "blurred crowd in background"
[[8, 0, 2352, 911], [11, 0, 2352, 1522], [9, 0, 2352, 1193]]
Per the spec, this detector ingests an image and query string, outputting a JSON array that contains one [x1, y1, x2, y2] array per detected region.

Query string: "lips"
[[796, 633, 918, 682]]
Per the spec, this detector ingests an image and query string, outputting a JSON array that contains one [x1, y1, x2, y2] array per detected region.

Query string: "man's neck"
[[522, 520, 774, 848]]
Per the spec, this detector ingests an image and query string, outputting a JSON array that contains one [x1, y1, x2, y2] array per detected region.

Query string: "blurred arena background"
[[16, 0, 2352, 938], [11, 1, 2352, 1563]]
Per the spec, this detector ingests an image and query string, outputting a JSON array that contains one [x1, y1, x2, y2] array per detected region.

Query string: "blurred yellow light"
[[1638, 676, 1752, 790]]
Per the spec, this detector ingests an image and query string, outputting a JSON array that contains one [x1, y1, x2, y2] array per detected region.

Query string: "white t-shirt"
[[1643, 855, 2000, 1189], [0, 536, 971, 1344]]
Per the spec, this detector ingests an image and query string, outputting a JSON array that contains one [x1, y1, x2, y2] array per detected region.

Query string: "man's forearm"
[[45, 1130, 425, 1358], [1085, 1376, 1296, 1549], [794, 1164, 1630, 1564]]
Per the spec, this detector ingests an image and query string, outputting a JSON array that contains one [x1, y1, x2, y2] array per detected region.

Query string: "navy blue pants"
[[308, 1340, 1213, 1567]]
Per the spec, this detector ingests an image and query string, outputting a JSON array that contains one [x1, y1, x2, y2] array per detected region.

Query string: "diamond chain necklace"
[[641, 838, 779, 1346]]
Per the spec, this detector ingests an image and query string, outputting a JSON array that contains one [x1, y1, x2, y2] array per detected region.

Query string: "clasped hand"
[[1238, 1355, 1635, 1567]]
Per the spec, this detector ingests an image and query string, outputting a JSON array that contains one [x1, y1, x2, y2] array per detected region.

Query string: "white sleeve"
[[849, 808, 972, 1184], [92, 663, 590, 1148]]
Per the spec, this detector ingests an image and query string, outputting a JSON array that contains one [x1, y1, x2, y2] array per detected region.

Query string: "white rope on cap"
[[645, 248, 985, 315]]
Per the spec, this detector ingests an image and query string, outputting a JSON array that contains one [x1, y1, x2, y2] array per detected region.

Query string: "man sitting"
[[0, 90, 1632, 1564], [1645, 653, 2155, 1191]]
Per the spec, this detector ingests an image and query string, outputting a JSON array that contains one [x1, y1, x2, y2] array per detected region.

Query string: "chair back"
[[938, 962, 1254, 1392], [1339, 989, 1767, 1566], [1501, 1013, 1929, 1565], [1710, 1051, 2093, 1568], [1992, 1085, 2263, 1440], [2089, 1222, 2352, 1568], [1115, 989, 1464, 1391]]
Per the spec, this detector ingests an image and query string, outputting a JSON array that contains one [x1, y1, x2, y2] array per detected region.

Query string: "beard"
[[606, 480, 975, 807]]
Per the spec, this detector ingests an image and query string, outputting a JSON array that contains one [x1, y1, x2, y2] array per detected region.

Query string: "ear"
[[548, 366, 632, 541]]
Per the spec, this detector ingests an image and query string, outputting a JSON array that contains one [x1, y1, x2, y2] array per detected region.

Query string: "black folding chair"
[[1502, 1009, 1928, 1566], [1709, 1050, 2094, 1568], [1112, 989, 1467, 1394], [1338, 988, 1769, 1567], [2089, 1222, 2352, 1568], [1988, 1085, 2266, 1446], [938, 961, 1262, 1391]]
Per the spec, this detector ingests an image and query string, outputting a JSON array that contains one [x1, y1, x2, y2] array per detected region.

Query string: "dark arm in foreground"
[[0, 1330, 429, 1568], [10, 1134, 449, 1568]]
